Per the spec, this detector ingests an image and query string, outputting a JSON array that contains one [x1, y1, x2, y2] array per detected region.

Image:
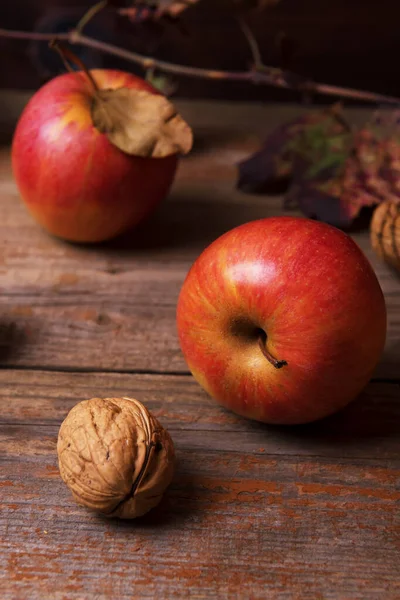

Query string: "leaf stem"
[[49, 39, 100, 93]]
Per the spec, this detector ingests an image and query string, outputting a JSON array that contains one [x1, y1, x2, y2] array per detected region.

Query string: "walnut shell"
[[370, 201, 400, 271], [57, 397, 175, 519]]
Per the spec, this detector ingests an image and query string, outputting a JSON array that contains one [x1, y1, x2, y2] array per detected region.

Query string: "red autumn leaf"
[[237, 106, 347, 193], [237, 106, 400, 228]]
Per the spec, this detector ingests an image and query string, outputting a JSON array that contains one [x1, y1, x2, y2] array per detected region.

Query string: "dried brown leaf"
[[91, 87, 193, 158]]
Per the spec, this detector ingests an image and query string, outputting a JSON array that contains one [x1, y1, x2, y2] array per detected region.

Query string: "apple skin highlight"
[[12, 70, 178, 243], [177, 217, 387, 425]]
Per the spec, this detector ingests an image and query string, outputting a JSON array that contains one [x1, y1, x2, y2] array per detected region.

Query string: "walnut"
[[57, 397, 175, 519], [370, 200, 400, 272]]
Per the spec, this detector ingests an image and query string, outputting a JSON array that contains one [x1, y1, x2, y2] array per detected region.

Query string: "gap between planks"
[[0, 365, 192, 377], [0, 365, 399, 384]]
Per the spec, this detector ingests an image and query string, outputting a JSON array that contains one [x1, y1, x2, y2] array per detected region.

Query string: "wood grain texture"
[[1, 100, 400, 599], [0, 369, 399, 460], [0, 101, 400, 378], [0, 370, 399, 600]]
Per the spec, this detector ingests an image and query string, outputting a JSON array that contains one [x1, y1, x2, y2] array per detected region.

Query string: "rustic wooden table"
[[0, 100, 399, 600]]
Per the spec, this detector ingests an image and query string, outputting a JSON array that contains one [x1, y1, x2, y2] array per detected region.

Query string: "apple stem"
[[258, 333, 287, 369], [49, 39, 100, 94]]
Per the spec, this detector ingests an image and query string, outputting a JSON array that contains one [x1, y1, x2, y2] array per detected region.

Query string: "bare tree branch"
[[0, 29, 70, 42], [0, 26, 399, 106]]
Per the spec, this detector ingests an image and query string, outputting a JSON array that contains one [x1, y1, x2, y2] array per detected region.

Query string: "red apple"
[[177, 217, 387, 425], [11, 69, 179, 243]]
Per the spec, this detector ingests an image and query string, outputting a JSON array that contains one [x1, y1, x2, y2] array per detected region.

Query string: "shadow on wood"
[[96, 194, 276, 255], [250, 384, 400, 456], [0, 320, 28, 363], [95, 453, 203, 530]]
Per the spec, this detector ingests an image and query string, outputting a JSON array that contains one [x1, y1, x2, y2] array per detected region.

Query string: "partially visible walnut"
[[370, 201, 400, 271], [57, 397, 175, 519]]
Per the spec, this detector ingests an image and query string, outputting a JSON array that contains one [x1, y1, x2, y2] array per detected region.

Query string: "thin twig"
[[75, 0, 108, 35], [0, 26, 399, 105], [75, 31, 256, 79], [49, 40, 75, 74], [237, 17, 263, 68], [0, 29, 70, 41], [50, 40, 100, 92]]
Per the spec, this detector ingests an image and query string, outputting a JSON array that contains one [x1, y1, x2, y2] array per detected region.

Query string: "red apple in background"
[[11, 69, 181, 243], [177, 217, 387, 425]]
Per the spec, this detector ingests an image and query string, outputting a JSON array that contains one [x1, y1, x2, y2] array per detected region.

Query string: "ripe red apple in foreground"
[[177, 217, 387, 425], [12, 69, 189, 243]]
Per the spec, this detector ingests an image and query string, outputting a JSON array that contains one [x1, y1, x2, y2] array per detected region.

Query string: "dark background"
[[0, 0, 398, 103]]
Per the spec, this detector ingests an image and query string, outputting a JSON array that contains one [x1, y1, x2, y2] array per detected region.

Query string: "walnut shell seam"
[[57, 396, 175, 519]]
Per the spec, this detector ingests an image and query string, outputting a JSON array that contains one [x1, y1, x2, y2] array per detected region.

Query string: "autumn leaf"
[[237, 106, 350, 193], [91, 87, 193, 157], [237, 106, 400, 228], [236, 122, 294, 193]]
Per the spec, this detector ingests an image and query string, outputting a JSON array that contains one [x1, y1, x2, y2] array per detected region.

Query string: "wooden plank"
[[0, 370, 399, 600], [1, 450, 399, 600], [0, 369, 399, 460], [1, 104, 400, 378], [0, 190, 399, 377], [2, 98, 399, 600]]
